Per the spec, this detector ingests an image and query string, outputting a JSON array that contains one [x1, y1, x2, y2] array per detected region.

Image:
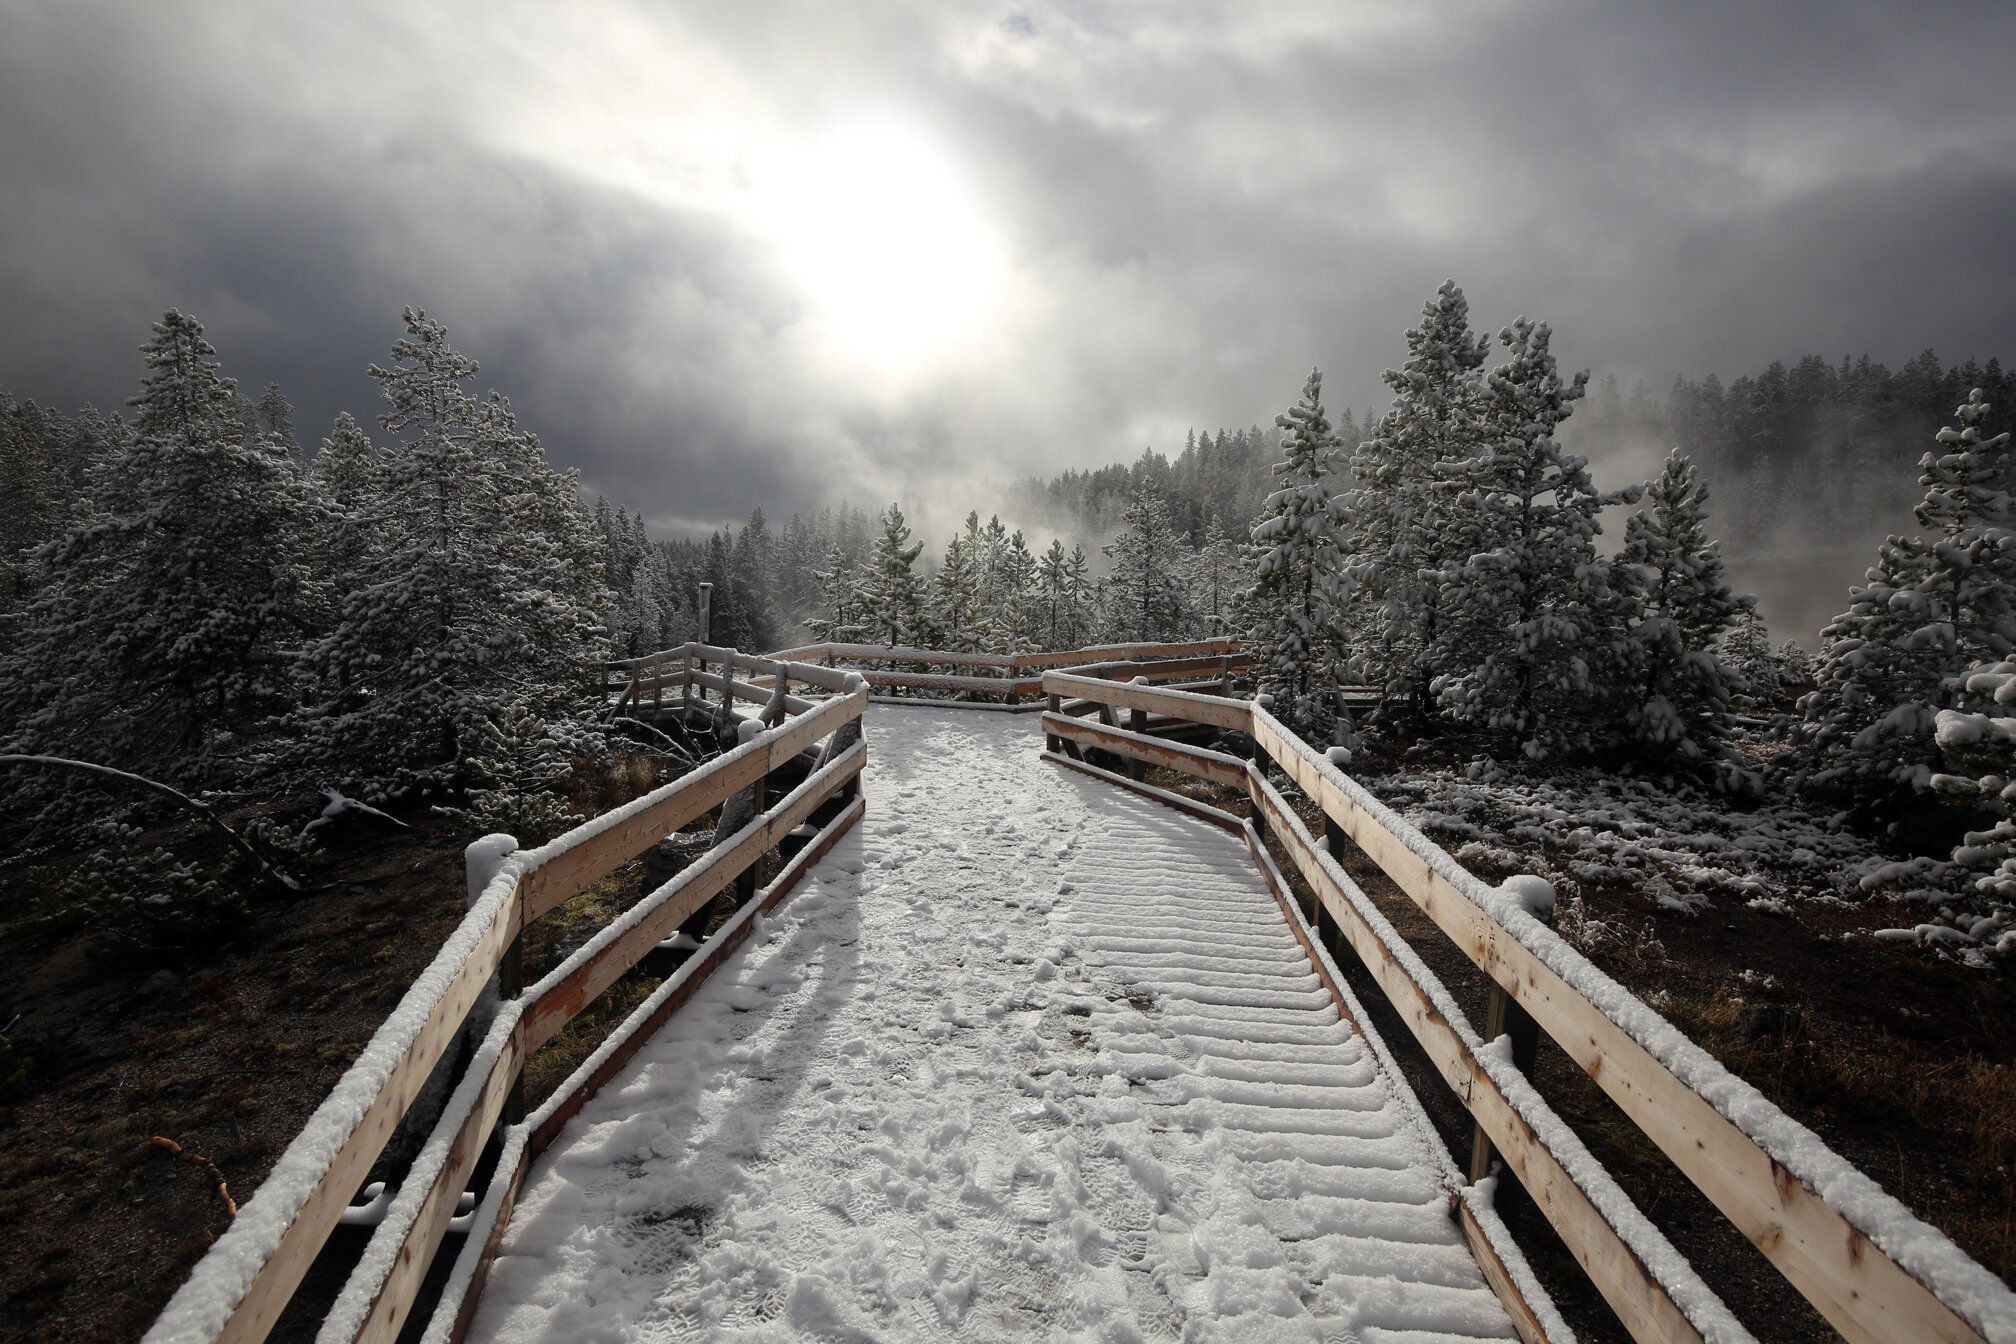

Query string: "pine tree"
[[257, 383, 298, 457], [1430, 318, 1641, 760], [1928, 660, 2016, 919], [0, 396, 73, 614], [1, 311, 313, 816], [1348, 282, 1491, 717], [1617, 450, 1753, 765], [297, 308, 609, 785], [1034, 539, 1094, 650], [1241, 369, 1352, 740], [1191, 514, 1244, 635], [982, 527, 1038, 652], [1103, 490, 1186, 642], [1792, 389, 2016, 796], [308, 412, 378, 623], [854, 503, 928, 647], [1719, 611, 1780, 708], [805, 544, 861, 642], [932, 513, 986, 652]]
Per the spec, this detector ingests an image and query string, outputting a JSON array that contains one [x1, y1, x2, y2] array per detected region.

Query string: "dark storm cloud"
[[4, 0, 2014, 629]]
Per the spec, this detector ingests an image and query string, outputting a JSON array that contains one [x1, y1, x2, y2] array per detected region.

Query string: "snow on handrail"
[[142, 685, 868, 1344], [1047, 672, 2016, 1344]]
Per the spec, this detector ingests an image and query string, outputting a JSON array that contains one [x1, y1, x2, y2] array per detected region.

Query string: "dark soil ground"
[[1142, 746, 2016, 1344], [0, 803, 474, 1344]]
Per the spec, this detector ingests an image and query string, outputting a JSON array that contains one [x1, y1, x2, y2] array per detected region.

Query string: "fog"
[[4, 0, 2013, 641]]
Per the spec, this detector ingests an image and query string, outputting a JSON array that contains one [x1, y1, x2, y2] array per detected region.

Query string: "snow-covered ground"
[[1365, 758, 1878, 917], [472, 707, 1514, 1344]]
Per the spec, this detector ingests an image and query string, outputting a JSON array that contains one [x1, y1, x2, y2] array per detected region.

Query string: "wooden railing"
[[1042, 672, 2016, 1344], [752, 637, 1253, 709], [142, 672, 869, 1344]]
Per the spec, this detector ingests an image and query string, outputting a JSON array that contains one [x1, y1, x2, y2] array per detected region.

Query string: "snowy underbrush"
[[1366, 756, 1870, 912], [1358, 750, 2016, 966]]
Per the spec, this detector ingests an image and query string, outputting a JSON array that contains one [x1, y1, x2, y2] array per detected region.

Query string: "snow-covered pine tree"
[[1102, 491, 1187, 643], [1928, 661, 2016, 930], [854, 503, 929, 647], [1063, 543, 1095, 649], [257, 382, 299, 457], [1718, 611, 1780, 707], [729, 508, 778, 651], [1034, 539, 1096, 651], [1792, 388, 2016, 797], [1034, 539, 1072, 650], [0, 311, 313, 813], [0, 396, 72, 614], [1240, 368, 1352, 740], [306, 411, 379, 641], [605, 508, 666, 658], [297, 308, 609, 787], [981, 527, 1038, 652], [932, 513, 986, 652], [1191, 514, 1244, 635], [1616, 450, 1753, 767], [1430, 318, 1641, 760], [805, 543, 862, 642], [1348, 282, 1490, 717]]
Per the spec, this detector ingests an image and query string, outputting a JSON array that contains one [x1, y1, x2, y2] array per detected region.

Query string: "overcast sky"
[[4, 0, 2014, 621]]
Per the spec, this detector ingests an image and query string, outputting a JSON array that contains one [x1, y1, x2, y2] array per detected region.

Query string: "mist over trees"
[[7, 290, 2016, 951], [1571, 350, 2016, 565]]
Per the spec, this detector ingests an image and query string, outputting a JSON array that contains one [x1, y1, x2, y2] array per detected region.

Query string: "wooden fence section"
[[1042, 671, 2016, 1344], [142, 683, 869, 1344], [745, 637, 1251, 708]]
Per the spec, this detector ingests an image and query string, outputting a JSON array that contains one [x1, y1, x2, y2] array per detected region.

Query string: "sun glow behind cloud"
[[755, 123, 1008, 379]]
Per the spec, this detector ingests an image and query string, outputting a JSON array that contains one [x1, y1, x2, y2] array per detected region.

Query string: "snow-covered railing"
[[1042, 672, 2016, 1344], [746, 636, 1251, 709], [603, 642, 853, 719], [143, 678, 870, 1344]]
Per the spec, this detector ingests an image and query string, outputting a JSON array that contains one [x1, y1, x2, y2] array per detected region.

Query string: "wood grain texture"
[[1247, 715, 1990, 1344]]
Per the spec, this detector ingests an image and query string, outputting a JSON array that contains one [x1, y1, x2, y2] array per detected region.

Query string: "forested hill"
[[1565, 352, 2016, 636]]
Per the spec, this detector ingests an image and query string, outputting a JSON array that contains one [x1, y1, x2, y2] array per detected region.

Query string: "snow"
[[1273, 708, 2016, 1342], [467, 708, 1523, 1343]]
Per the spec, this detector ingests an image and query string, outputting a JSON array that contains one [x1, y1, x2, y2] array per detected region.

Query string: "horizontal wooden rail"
[[418, 792, 867, 1344], [324, 744, 867, 1344], [607, 642, 853, 693], [1010, 636, 1240, 670], [522, 741, 864, 1052], [1039, 748, 1577, 1344], [684, 668, 818, 715], [146, 675, 868, 1344], [1047, 671, 2016, 1344], [763, 637, 1242, 673], [1042, 699, 1731, 1342], [1043, 670, 1254, 731], [522, 690, 862, 922]]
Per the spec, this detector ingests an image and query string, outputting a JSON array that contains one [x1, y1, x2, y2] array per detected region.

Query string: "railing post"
[[1220, 654, 1233, 696], [738, 765, 768, 906], [1127, 675, 1149, 781], [1046, 689, 1061, 752], [1469, 878, 1554, 1186]]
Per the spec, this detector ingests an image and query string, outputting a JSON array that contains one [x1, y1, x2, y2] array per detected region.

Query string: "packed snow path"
[[473, 708, 1516, 1344]]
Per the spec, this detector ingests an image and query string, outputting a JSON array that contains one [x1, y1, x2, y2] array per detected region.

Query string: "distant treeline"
[[1571, 351, 2016, 558]]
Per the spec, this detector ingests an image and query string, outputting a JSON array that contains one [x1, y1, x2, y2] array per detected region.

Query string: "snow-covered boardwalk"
[[472, 707, 1514, 1344]]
